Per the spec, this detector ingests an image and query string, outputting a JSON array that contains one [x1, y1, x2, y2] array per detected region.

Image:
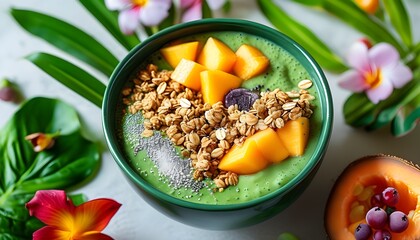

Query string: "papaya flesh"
[[325, 155, 420, 240]]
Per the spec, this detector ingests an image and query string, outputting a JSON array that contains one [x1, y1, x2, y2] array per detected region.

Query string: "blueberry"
[[224, 88, 259, 111], [355, 223, 372, 240], [366, 207, 388, 229], [389, 211, 409, 233], [373, 229, 391, 240]]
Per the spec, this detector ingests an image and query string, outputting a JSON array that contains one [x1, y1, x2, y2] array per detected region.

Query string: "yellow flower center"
[[132, 0, 148, 7], [365, 69, 382, 89]]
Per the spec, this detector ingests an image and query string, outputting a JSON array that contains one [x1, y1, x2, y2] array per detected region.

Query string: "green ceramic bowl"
[[103, 19, 333, 230]]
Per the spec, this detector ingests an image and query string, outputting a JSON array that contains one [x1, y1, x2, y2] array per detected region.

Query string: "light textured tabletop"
[[1, 1, 420, 239]]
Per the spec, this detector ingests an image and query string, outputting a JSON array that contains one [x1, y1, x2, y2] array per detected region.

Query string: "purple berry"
[[382, 187, 399, 207], [389, 211, 409, 233], [0, 87, 16, 102], [366, 207, 388, 229], [224, 88, 259, 111], [373, 229, 391, 240], [355, 223, 372, 240], [371, 193, 383, 208]]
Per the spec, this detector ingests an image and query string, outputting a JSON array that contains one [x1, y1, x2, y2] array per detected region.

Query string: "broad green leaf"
[[291, 0, 325, 6], [343, 74, 419, 128], [11, 8, 119, 76], [321, 0, 405, 55], [26, 52, 106, 108], [392, 95, 420, 137], [382, 0, 412, 47], [343, 93, 376, 127], [367, 78, 420, 131], [202, 0, 213, 19], [257, 0, 347, 73], [222, 0, 232, 13], [79, 0, 141, 50], [0, 97, 100, 238]]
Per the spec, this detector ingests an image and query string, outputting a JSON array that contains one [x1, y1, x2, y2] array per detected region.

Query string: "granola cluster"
[[122, 64, 315, 190]]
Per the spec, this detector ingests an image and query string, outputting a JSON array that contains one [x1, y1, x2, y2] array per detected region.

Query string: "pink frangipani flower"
[[180, 0, 226, 22], [105, 0, 172, 34], [338, 41, 413, 104], [26, 190, 121, 240]]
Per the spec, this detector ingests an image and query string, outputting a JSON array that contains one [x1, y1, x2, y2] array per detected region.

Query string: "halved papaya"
[[325, 155, 420, 239]]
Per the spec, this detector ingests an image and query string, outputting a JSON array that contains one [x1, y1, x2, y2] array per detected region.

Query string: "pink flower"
[[180, 0, 226, 22], [338, 41, 413, 104], [105, 0, 172, 34], [26, 190, 121, 240]]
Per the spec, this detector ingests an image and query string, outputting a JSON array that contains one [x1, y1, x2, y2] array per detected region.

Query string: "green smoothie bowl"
[[103, 18, 333, 230]]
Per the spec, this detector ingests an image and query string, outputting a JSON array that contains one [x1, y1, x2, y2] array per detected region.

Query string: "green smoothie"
[[119, 31, 322, 205]]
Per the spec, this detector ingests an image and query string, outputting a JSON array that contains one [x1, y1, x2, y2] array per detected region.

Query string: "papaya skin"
[[325, 155, 420, 240]]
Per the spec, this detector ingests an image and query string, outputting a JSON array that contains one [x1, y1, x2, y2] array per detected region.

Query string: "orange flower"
[[25, 132, 59, 152], [26, 190, 121, 240]]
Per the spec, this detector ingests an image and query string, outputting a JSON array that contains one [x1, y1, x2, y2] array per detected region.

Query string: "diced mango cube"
[[218, 140, 269, 175], [171, 59, 206, 91], [248, 128, 289, 163], [233, 44, 270, 80], [276, 117, 310, 156], [160, 41, 200, 68], [197, 37, 237, 72], [200, 70, 243, 105]]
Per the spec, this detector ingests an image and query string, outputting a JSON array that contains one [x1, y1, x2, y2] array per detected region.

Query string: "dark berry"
[[382, 187, 399, 207], [389, 211, 409, 233], [366, 207, 388, 229], [371, 193, 383, 208], [373, 229, 391, 240], [224, 88, 259, 111], [355, 223, 372, 240], [0, 87, 16, 102]]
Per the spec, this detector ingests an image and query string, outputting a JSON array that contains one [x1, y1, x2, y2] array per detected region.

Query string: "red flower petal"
[[26, 190, 75, 229], [33, 226, 72, 240], [73, 198, 121, 234], [79, 232, 115, 240]]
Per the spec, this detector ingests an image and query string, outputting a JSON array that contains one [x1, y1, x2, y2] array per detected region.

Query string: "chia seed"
[[124, 113, 204, 191]]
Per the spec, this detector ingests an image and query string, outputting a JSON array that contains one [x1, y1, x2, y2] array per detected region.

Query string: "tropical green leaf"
[[257, 0, 347, 72], [366, 78, 420, 131], [392, 95, 420, 137], [321, 0, 405, 55], [11, 8, 119, 76], [222, 0, 232, 13], [343, 93, 376, 127], [382, 0, 412, 47], [291, 0, 325, 6], [26, 52, 106, 108], [79, 0, 141, 50], [202, 0, 213, 19], [343, 74, 420, 128], [0, 97, 100, 238]]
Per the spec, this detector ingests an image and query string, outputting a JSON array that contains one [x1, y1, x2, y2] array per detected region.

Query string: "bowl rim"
[[103, 18, 333, 211]]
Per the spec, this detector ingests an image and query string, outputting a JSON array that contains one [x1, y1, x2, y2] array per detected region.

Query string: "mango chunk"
[[249, 128, 289, 163], [197, 37, 237, 72], [276, 117, 310, 156], [171, 59, 206, 91], [200, 70, 243, 105], [160, 41, 200, 68], [233, 44, 270, 80], [218, 140, 269, 175]]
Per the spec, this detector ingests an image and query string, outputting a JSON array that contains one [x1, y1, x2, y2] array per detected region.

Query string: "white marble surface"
[[1, 1, 419, 239]]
